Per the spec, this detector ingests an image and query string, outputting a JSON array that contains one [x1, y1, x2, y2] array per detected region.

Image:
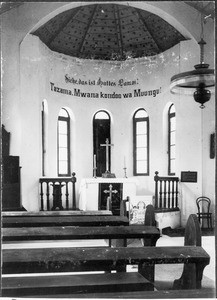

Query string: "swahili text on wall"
[[50, 79, 162, 99]]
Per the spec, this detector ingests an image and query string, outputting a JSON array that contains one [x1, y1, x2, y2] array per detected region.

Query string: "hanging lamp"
[[170, 14, 214, 108]]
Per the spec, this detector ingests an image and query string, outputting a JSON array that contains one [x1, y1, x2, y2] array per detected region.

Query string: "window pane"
[[170, 131, 176, 145], [137, 134, 147, 147], [59, 121, 67, 134], [170, 159, 176, 173], [170, 104, 175, 114], [136, 121, 147, 134], [135, 109, 147, 118], [95, 111, 109, 119], [59, 148, 68, 160], [170, 145, 176, 159], [59, 161, 68, 174], [170, 117, 176, 131], [137, 148, 147, 160], [59, 109, 69, 118], [136, 160, 147, 173], [59, 134, 68, 147]]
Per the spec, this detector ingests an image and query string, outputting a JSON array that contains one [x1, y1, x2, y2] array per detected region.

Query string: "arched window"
[[168, 104, 176, 175], [93, 110, 111, 177], [58, 108, 70, 176], [133, 109, 149, 175]]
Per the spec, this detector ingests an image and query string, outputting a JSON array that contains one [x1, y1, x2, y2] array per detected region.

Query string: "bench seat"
[[2, 225, 160, 245], [33, 288, 215, 299], [2, 215, 129, 227], [3, 245, 210, 287], [2, 272, 154, 297]]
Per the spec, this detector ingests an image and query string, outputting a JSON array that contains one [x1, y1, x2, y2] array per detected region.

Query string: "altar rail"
[[154, 171, 179, 211], [39, 173, 76, 211]]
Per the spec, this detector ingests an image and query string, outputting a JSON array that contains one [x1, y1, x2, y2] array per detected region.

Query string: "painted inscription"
[[50, 77, 162, 99]]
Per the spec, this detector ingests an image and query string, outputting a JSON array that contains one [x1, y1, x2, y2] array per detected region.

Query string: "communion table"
[[79, 177, 138, 212]]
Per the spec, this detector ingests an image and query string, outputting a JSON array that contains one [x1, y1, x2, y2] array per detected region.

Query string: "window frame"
[[133, 109, 150, 176], [57, 108, 71, 177], [168, 104, 176, 175]]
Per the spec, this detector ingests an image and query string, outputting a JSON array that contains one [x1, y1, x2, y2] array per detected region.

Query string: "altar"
[[79, 178, 138, 214]]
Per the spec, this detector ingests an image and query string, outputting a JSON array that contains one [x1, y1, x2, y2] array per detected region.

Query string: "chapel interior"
[[1, 1, 216, 298]]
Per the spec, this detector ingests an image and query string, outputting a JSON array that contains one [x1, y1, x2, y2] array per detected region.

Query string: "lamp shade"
[[170, 63, 215, 95]]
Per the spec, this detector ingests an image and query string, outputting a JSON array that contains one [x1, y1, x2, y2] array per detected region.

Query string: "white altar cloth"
[[79, 177, 139, 211]]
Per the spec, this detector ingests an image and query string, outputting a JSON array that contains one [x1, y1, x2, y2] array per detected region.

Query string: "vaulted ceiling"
[[1, 1, 214, 61]]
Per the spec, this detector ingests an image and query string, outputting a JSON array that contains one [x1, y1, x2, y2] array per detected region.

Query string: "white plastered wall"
[[1, 2, 215, 221]]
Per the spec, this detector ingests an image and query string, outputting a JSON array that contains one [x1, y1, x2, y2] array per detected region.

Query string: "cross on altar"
[[103, 184, 118, 210], [100, 138, 114, 173]]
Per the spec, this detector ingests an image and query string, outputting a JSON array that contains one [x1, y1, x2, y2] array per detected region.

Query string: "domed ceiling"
[[31, 3, 187, 61]]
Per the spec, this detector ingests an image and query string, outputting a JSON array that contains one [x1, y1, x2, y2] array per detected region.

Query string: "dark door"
[[93, 113, 111, 177]]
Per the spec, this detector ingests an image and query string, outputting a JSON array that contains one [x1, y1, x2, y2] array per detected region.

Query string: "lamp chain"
[[199, 14, 206, 65]]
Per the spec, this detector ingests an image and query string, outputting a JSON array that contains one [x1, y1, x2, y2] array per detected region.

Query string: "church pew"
[[2, 214, 129, 227], [2, 245, 210, 296], [20, 288, 216, 298], [1, 214, 211, 297], [2, 210, 112, 216], [2, 224, 160, 247]]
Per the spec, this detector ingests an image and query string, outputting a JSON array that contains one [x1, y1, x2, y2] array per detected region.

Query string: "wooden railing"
[[39, 173, 77, 211], [154, 171, 179, 211]]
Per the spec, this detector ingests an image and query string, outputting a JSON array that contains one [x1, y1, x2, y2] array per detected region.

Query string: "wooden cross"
[[100, 138, 114, 172]]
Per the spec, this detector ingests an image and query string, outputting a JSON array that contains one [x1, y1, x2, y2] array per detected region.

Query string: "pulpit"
[[79, 178, 138, 214]]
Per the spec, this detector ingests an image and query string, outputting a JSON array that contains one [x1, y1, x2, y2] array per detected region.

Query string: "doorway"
[[93, 111, 111, 177]]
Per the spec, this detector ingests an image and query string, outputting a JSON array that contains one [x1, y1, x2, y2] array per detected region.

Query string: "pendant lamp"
[[170, 14, 214, 108]]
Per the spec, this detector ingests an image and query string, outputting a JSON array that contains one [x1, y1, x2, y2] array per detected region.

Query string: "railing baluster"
[[46, 182, 50, 211], [159, 180, 162, 208], [172, 181, 175, 208], [72, 172, 77, 210], [163, 180, 167, 208], [168, 180, 171, 209], [175, 180, 179, 208], [65, 182, 69, 210], [154, 171, 159, 209], [40, 181, 44, 211]]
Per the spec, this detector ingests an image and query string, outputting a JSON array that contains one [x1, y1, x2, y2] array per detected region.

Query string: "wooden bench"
[[2, 215, 210, 297], [2, 224, 160, 247], [2, 210, 112, 216], [2, 214, 129, 227]]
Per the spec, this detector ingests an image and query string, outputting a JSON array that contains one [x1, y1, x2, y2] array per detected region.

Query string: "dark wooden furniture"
[[2, 155, 22, 211], [42, 288, 215, 298], [196, 196, 212, 229], [2, 224, 160, 247], [2, 244, 210, 296], [99, 182, 123, 215], [1, 214, 211, 297], [154, 171, 179, 211], [2, 210, 112, 216], [2, 124, 10, 156], [39, 173, 77, 211], [2, 125, 23, 211], [2, 271, 153, 297], [2, 214, 129, 228]]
